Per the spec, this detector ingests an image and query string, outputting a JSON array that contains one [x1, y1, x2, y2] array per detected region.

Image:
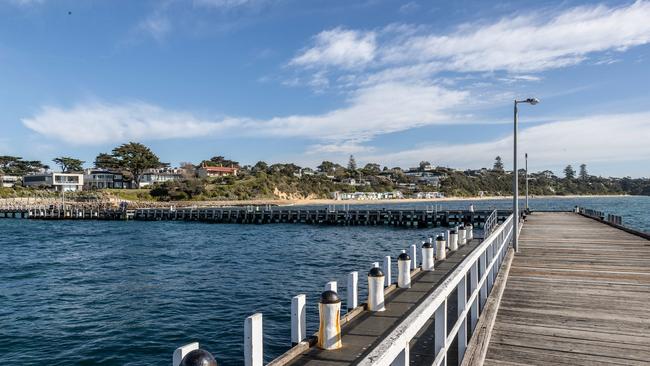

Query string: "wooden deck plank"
[[484, 212, 650, 366]]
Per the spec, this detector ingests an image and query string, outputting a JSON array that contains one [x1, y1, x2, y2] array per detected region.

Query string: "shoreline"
[[0, 194, 635, 209]]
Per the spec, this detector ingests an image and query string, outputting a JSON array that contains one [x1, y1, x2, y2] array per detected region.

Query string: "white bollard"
[[449, 228, 459, 251], [383, 256, 392, 287], [324, 281, 337, 293], [397, 252, 412, 288], [458, 225, 467, 246], [317, 290, 342, 350], [421, 241, 434, 271], [347, 272, 358, 311], [410, 244, 418, 270], [291, 294, 306, 345], [467, 224, 474, 241], [436, 235, 446, 260], [244, 313, 263, 366], [469, 204, 475, 213], [173, 342, 199, 366], [367, 267, 386, 311]]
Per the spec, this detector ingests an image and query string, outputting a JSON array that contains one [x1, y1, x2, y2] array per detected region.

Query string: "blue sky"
[[1, 0, 650, 177]]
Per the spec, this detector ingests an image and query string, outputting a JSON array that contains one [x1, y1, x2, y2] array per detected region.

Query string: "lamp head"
[[525, 98, 540, 105]]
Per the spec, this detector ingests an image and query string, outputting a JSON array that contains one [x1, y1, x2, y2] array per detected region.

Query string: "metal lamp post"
[[513, 98, 539, 252]]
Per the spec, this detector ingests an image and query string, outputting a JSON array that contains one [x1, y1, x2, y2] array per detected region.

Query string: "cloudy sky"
[[1, 0, 650, 177]]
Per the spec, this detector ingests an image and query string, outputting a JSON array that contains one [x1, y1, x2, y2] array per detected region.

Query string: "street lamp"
[[513, 98, 539, 253]]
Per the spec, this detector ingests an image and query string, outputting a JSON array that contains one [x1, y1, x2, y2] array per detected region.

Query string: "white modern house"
[[22, 172, 84, 192], [1, 175, 20, 188], [83, 169, 130, 189], [138, 167, 184, 188]]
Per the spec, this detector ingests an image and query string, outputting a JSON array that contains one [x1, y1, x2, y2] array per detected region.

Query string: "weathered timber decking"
[[283, 239, 482, 366], [484, 212, 650, 366]]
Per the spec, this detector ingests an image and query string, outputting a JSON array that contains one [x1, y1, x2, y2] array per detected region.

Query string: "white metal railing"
[[483, 209, 498, 237], [357, 214, 514, 366]]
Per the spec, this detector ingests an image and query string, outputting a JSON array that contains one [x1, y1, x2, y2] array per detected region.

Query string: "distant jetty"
[[0, 205, 510, 228]]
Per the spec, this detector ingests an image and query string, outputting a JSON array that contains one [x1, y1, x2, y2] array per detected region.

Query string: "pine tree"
[[579, 164, 588, 180], [347, 155, 357, 171], [564, 165, 576, 180], [493, 156, 504, 172]]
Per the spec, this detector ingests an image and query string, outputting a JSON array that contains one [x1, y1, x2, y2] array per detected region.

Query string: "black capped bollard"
[[318, 290, 342, 350], [436, 235, 446, 260], [422, 241, 434, 271], [449, 228, 459, 251], [458, 224, 467, 246], [179, 349, 218, 366], [367, 267, 386, 311], [397, 252, 411, 288]]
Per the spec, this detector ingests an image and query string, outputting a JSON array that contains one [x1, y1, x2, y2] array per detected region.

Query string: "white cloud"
[[399, 2, 420, 14], [290, 27, 377, 69], [193, 0, 259, 8], [137, 13, 172, 42], [381, 1, 650, 73], [22, 102, 245, 145], [3, 0, 45, 6], [22, 82, 467, 145], [289, 1, 650, 87], [361, 112, 650, 170]]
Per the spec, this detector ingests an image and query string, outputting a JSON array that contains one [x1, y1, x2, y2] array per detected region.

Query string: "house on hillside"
[[83, 169, 131, 189], [23, 172, 84, 192], [139, 167, 184, 188], [1, 175, 20, 188], [197, 165, 239, 178]]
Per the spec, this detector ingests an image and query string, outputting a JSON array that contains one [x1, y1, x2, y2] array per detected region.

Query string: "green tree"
[[108, 142, 162, 187], [564, 165, 576, 180], [361, 163, 381, 176], [53, 157, 85, 172], [579, 164, 589, 180], [493, 156, 504, 172], [347, 155, 357, 171], [253, 161, 268, 173], [94, 153, 118, 169], [202, 156, 239, 167], [419, 161, 431, 171], [0, 156, 20, 173]]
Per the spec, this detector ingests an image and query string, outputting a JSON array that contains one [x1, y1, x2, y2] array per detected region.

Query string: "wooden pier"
[[467, 212, 650, 365]]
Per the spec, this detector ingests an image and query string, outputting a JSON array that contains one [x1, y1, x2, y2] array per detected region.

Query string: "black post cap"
[[422, 241, 433, 248], [436, 235, 444, 241], [320, 290, 341, 304], [368, 267, 384, 277], [180, 349, 218, 366], [450, 229, 457, 234], [398, 252, 410, 261]]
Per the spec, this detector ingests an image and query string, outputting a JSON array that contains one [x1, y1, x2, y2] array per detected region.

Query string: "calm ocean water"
[[1, 196, 648, 365]]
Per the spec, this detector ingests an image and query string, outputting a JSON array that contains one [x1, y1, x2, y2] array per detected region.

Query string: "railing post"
[[434, 299, 447, 366], [393, 342, 410, 366], [244, 313, 263, 366], [291, 294, 306, 345], [469, 261, 479, 332], [458, 274, 468, 363], [487, 242, 494, 292], [410, 244, 417, 270], [347, 272, 358, 311], [383, 255, 392, 287], [479, 251, 487, 310], [173, 342, 199, 366], [324, 281, 337, 293]]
